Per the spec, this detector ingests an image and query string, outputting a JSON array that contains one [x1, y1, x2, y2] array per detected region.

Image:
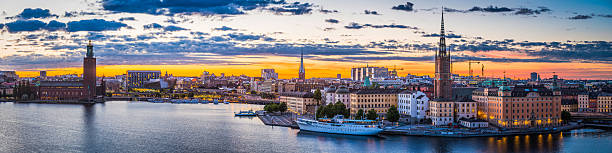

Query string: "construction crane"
[[468, 60, 480, 77], [390, 65, 404, 78], [481, 64, 485, 78]]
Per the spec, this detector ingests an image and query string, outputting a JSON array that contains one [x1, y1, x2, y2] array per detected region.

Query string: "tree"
[[279, 102, 288, 112], [561, 111, 571, 123], [313, 89, 322, 105], [355, 109, 364, 120], [188, 92, 194, 97], [386, 105, 400, 122], [366, 109, 378, 120]]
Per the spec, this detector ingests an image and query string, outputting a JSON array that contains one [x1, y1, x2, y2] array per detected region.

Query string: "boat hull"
[[296, 120, 382, 136]]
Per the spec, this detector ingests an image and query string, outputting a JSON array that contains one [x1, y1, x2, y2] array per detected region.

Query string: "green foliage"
[[264, 102, 287, 113], [313, 89, 322, 105], [279, 102, 288, 112], [316, 101, 349, 119], [386, 105, 400, 122], [561, 111, 571, 123], [187, 92, 194, 97], [355, 109, 364, 120], [366, 109, 378, 120]]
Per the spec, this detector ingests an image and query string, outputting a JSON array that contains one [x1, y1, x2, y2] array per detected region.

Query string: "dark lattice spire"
[[438, 7, 447, 56]]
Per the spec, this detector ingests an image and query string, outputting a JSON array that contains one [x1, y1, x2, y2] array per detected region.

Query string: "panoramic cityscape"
[[0, 0, 611, 153]]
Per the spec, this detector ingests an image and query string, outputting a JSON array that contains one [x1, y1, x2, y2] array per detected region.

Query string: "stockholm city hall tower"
[[83, 40, 96, 100], [434, 9, 452, 100]]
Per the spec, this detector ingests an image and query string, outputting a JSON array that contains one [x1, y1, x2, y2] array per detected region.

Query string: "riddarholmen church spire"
[[298, 49, 306, 80], [434, 6, 452, 100]]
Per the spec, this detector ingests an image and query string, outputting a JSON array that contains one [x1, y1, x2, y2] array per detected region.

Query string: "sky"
[[0, 0, 611, 80]]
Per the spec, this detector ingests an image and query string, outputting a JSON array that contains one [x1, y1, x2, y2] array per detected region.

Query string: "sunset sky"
[[1, 0, 611, 80]]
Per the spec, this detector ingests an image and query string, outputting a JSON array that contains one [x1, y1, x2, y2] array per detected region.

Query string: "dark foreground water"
[[0, 101, 610, 153]]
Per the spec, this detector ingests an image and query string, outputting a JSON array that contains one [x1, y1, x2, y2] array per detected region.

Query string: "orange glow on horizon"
[[13, 60, 612, 80]]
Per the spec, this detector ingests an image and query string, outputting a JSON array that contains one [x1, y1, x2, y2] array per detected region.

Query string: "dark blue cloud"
[[345, 22, 364, 29], [225, 33, 275, 41], [101, 0, 286, 15], [44, 20, 67, 31], [143, 23, 188, 31], [5, 20, 47, 32], [267, 2, 313, 15], [468, 6, 513, 12], [119, 17, 136, 21], [422, 33, 462, 38], [364, 10, 379, 15], [213, 26, 237, 31], [15, 8, 57, 19], [325, 19, 339, 24], [67, 19, 128, 32], [144, 23, 163, 29], [514, 7, 551, 15], [392, 2, 414, 11], [344, 22, 416, 30], [569, 15, 592, 20], [164, 25, 188, 31], [319, 9, 338, 14]]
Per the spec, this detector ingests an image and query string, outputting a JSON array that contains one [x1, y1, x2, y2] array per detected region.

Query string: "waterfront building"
[[350, 66, 389, 81], [324, 85, 336, 104], [298, 50, 306, 81], [349, 89, 403, 116], [398, 90, 429, 120], [126, 70, 161, 90], [472, 85, 562, 128], [561, 99, 578, 112], [429, 100, 454, 125], [38, 41, 98, 101], [83, 40, 96, 99], [261, 69, 278, 80], [459, 119, 489, 128], [334, 86, 351, 106], [597, 92, 612, 113], [280, 92, 316, 115], [39, 81, 85, 100], [578, 92, 599, 112]]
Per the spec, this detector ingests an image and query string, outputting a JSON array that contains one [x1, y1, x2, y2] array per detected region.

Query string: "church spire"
[[86, 40, 94, 58], [438, 7, 447, 57], [298, 49, 305, 80]]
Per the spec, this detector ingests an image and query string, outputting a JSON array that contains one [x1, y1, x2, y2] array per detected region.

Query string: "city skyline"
[[1, 0, 611, 79]]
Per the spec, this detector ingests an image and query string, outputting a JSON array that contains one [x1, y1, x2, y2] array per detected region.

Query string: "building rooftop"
[[40, 81, 83, 87], [280, 92, 314, 98], [351, 89, 405, 94]]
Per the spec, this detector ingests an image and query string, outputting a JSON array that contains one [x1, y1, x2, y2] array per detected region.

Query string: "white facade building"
[[398, 91, 430, 120]]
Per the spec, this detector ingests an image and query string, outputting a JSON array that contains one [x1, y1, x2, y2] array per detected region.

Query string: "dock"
[[257, 114, 299, 129]]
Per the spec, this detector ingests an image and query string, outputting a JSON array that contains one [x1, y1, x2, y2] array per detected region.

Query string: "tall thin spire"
[[298, 49, 305, 80], [441, 7, 445, 36]]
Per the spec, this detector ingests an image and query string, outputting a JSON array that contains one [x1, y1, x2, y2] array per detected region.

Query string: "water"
[[0, 101, 610, 153]]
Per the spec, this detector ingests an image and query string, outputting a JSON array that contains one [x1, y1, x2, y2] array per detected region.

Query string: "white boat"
[[296, 115, 383, 136]]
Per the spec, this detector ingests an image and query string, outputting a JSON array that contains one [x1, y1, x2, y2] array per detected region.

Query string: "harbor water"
[[0, 101, 610, 153]]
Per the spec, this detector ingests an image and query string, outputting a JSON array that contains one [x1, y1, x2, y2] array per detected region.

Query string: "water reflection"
[[82, 104, 96, 152], [0, 102, 609, 153]]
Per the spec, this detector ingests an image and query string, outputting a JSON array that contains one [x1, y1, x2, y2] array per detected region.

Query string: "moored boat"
[[234, 110, 256, 116], [296, 115, 382, 136]]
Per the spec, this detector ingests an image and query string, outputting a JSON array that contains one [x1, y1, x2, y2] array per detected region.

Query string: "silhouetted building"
[[127, 70, 161, 90]]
